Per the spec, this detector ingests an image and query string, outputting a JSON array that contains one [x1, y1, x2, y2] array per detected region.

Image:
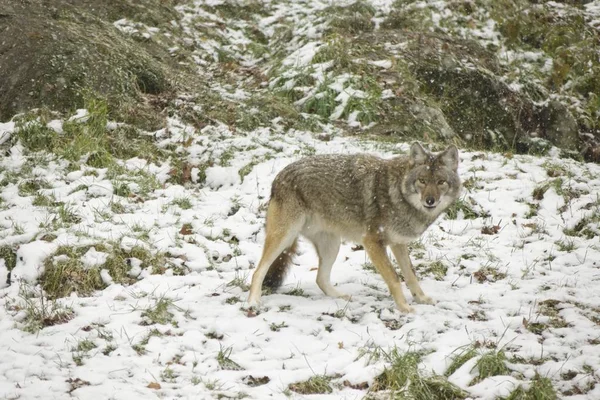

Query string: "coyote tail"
[[262, 239, 298, 290]]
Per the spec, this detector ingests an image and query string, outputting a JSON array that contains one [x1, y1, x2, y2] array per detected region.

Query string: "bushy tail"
[[262, 239, 298, 291]]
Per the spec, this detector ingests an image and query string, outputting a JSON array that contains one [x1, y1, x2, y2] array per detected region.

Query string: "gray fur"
[[248, 142, 461, 312], [271, 145, 460, 242]]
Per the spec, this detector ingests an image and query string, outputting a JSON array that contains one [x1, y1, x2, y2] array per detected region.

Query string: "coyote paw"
[[247, 295, 261, 308], [397, 304, 415, 313], [415, 295, 435, 305], [338, 294, 352, 302]]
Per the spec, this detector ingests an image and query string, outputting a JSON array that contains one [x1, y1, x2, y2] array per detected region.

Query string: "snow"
[[0, 121, 15, 145], [1, 115, 600, 398], [67, 109, 89, 123], [81, 247, 109, 269], [282, 41, 322, 68], [2, 0, 600, 398], [47, 119, 63, 134], [367, 59, 393, 69], [205, 166, 241, 189], [11, 241, 59, 284]]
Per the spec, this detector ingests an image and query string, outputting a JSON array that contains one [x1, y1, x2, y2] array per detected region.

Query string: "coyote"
[[247, 142, 461, 313]]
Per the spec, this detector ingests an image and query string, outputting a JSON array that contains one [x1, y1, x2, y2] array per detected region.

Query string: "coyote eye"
[[418, 178, 426, 185], [437, 180, 446, 185]]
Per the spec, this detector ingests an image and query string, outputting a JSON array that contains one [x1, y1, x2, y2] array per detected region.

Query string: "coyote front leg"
[[390, 243, 434, 305], [363, 235, 414, 313]]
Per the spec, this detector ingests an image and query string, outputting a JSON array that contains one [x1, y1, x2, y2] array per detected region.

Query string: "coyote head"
[[402, 142, 461, 213]]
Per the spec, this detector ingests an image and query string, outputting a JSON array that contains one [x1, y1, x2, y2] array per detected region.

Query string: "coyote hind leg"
[[247, 201, 302, 306]]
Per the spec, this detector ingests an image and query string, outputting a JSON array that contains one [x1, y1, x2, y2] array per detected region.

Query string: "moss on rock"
[[0, 0, 191, 129]]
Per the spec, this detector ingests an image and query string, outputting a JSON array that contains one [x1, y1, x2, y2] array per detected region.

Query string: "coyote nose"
[[425, 196, 435, 207]]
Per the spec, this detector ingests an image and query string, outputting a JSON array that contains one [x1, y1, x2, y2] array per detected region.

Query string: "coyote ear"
[[439, 145, 459, 170], [409, 142, 429, 166]]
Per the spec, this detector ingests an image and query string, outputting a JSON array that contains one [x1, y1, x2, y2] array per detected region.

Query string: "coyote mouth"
[[423, 204, 437, 210]]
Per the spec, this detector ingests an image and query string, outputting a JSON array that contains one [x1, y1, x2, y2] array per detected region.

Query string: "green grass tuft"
[[417, 260, 448, 281], [445, 198, 488, 220], [216, 345, 244, 371], [445, 345, 478, 377], [504, 373, 558, 400], [4, 282, 74, 333], [370, 349, 468, 399], [141, 298, 175, 325], [289, 375, 333, 395], [41, 246, 105, 299], [471, 350, 510, 384]]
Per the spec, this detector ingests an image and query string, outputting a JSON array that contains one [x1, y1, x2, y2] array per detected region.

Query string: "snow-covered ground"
[[2, 0, 600, 398], [1, 116, 600, 399]]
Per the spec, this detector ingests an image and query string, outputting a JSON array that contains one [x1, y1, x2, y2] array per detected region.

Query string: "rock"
[[536, 100, 580, 151], [0, 0, 187, 129]]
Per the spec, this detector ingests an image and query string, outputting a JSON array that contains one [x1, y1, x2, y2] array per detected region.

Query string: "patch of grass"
[[32, 193, 55, 207], [141, 298, 175, 325], [416, 261, 448, 281], [526, 202, 540, 218], [55, 203, 82, 226], [205, 331, 224, 340], [227, 272, 250, 292], [289, 375, 333, 395], [534, 178, 582, 205], [108, 164, 162, 197], [284, 286, 308, 297], [161, 366, 178, 383], [538, 300, 566, 327], [41, 246, 105, 299], [471, 350, 509, 385], [370, 349, 468, 399], [525, 299, 569, 334], [132, 328, 164, 355], [217, 345, 244, 371], [445, 198, 487, 220], [219, 147, 236, 167], [555, 239, 576, 252], [525, 321, 546, 335], [504, 373, 558, 400], [269, 321, 288, 332], [362, 261, 376, 272], [0, 246, 17, 273], [225, 296, 240, 305], [312, 35, 353, 72], [108, 245, 169, 276], [239, 158, 262, 182], [473, 266, 507, 283], [74, 338, 97, 353], [18, 179, 50, 197], [301, 86, 338, 120], [532, 183, 550, 201], [102, 344, 117, 355], [5, 282, 74, 333], [15, 103, 170, 172], [110, 201, 126, 214], [172, 197, 193, 210], [445, 345, 478, 377], [543, 162, 570, 178], [15, 119, 58, 152], [326, 2, 376, 35], [563, 214, 599, 239], [382, 3, 434, 31], [41, 243, 150, 299]]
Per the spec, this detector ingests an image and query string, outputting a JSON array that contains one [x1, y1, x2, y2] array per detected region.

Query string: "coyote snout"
[[248, 142, 461, 313]]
